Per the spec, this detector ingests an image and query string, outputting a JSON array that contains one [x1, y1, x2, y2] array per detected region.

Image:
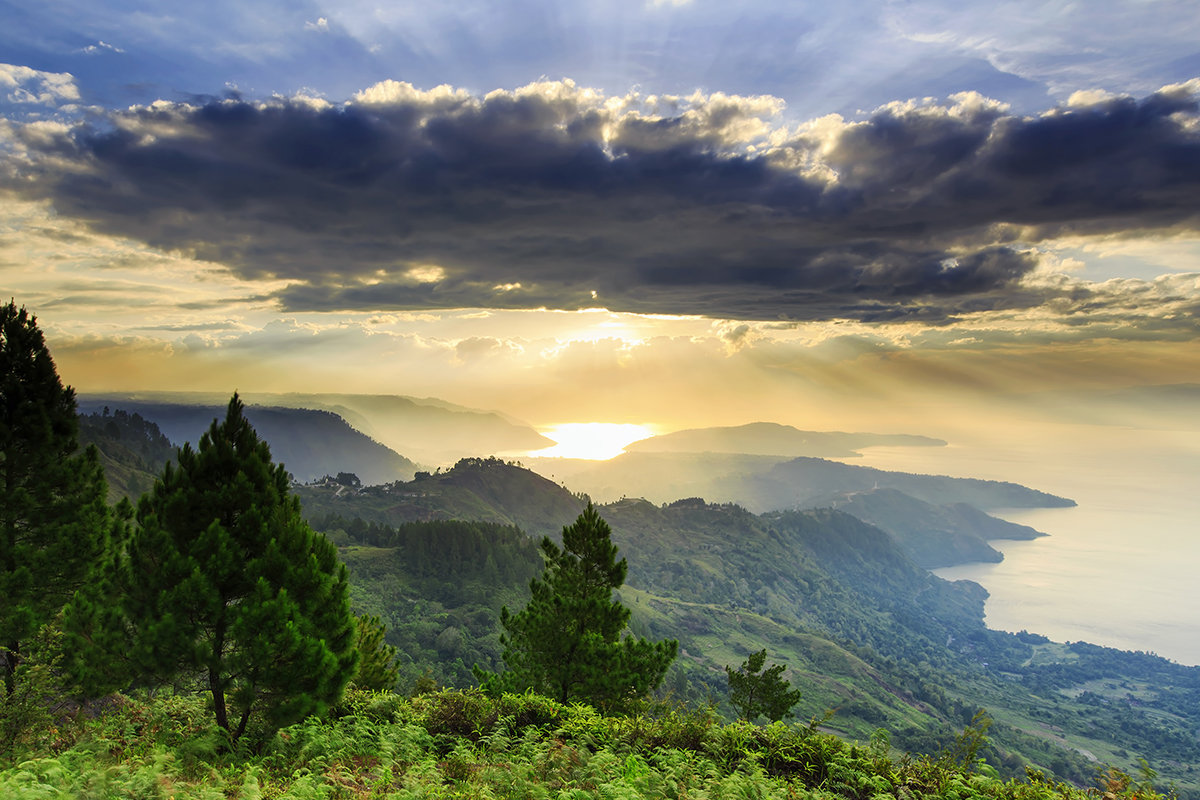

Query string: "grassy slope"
[[335, 535, 1118, 787]]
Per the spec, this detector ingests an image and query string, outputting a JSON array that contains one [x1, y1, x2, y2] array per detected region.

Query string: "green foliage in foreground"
[[0, 688, 1169, 800]]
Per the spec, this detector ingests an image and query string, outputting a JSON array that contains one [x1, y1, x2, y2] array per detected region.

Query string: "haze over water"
[[844, 422, 1200, 666]]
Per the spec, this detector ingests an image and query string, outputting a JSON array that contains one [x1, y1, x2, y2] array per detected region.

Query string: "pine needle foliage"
[[0, 301, 119, 699], [726, 649, 803, 723], [69, 394, 357, 742], [475, 502, 677, 711], [351, 613, 400, 691]]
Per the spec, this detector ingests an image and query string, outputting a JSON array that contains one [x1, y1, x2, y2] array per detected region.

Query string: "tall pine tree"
[[0, 302, 117, 699], [70, 395, 357, 741], [475, 503, 676, 711]]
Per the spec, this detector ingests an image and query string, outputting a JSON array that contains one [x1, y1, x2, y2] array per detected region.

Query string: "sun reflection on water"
[[529, 423, 656, 460]]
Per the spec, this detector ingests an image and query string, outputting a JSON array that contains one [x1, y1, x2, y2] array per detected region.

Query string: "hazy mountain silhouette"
[[625, 422, 945, 458], [527, 451, 1073, 512], [810, 487, 1046, 568], [77, 398, 418, 486]]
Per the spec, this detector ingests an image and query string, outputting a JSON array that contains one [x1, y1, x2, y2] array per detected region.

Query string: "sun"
[[529, 423, 656, 460]]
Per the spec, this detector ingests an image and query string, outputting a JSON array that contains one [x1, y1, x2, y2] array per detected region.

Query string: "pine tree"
[[726, 649, 802, 723], [0, 302, 118, 699], [69, 395, 358, 741], [351, 614, 399, 691], [475, 503, 677, 711]]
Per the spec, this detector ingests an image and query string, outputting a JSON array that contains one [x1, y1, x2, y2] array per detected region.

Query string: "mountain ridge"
[[626, 421, 947, 458], [526, 450, 1075, 512], [77, 391, 555, 466], [812, 487, 1047, 569], [77, 398, 418, 486]]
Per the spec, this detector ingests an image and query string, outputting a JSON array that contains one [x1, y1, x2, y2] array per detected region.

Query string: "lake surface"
[[841, 423, 1200, 666]]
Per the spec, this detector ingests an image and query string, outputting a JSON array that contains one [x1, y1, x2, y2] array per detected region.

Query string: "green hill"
[[812, 487, 1047, 569], [298, 460, 1200, 796], [77, 409, 175, 503], [295, 456, 587, 537], [309, 505, 1098, 785]]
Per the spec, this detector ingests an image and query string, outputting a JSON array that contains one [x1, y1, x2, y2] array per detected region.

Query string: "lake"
[[842, 422, 1200, 666]]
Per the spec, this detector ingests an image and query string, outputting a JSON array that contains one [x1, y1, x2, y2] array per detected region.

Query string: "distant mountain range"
[[79, 391, 554, 465], [625, 422, 946, 458], [524, 450, 1074, 513], [296, 454, 1062, 572], [77, 397, 1067, 572], [267, 393, 554, 464], [728, 456, 1075, 511], [77, 398, 418, 486]]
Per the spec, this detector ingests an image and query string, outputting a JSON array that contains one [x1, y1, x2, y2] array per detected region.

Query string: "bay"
[[841, 422, 1200, 666]]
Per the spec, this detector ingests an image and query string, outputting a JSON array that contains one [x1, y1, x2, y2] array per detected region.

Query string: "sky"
[[1, 0, 1199, 436]]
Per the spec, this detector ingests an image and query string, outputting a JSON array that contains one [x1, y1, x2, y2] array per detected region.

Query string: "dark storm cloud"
[[4, 80, 1200, 321]]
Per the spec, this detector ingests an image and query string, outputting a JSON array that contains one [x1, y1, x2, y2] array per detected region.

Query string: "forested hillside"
[[77, 408, 175, 502], [302, 460, 1200, 798], [53, 404, 1200, 798], [812, 488, 1046, 569], [295, 456, 588, 537]]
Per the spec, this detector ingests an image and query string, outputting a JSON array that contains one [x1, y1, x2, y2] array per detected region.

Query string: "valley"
[[74, 395, 1200, 797]]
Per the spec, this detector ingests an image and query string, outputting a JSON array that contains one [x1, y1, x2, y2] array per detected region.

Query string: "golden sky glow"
[[2, 75, 1199, 443]]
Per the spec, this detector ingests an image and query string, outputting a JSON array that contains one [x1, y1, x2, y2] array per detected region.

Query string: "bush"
[[0, 687, 1176, 800]]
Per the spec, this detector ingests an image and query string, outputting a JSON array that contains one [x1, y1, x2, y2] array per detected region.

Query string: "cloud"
[[3, 79, 1200, 323], [135, 320, 251, 332], [453, 335, 524, 363], [886, 0, 1200, 97], [0, 64, 80, 106], [77, 41, 125, 55], [304, 17, 330, 32], [716, 322, 761, 353]]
